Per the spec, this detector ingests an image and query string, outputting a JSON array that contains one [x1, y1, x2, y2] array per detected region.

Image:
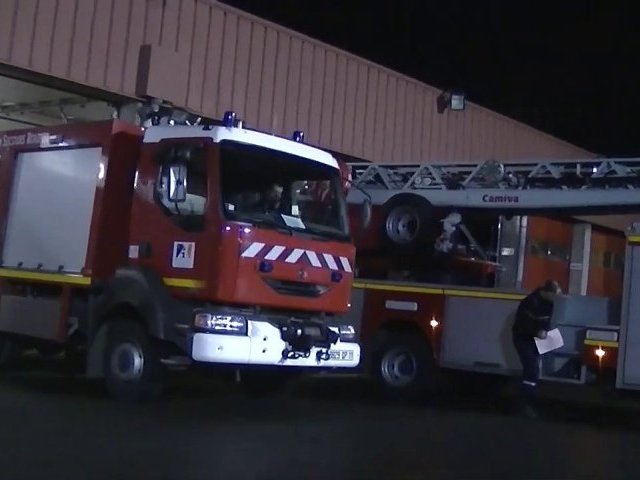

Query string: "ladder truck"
[[341, 157, 640, 399]]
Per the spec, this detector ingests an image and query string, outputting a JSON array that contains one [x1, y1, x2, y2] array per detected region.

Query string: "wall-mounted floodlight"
[[437, 90, 466, 114]]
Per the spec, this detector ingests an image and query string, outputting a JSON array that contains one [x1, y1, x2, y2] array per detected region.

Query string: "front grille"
[[262, 278, 329, 298]]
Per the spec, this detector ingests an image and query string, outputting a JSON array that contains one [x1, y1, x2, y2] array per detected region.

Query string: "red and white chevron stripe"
[[240, 242, 352, 273]]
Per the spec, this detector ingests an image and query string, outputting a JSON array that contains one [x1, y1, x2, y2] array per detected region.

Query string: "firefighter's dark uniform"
[[511, 287, 554, 405]]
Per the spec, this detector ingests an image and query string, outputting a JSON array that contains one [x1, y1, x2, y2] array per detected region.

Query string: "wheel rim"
[[110, 342, 144, 381], [385, 206, 421, 244], [380, 347, 418, 388]]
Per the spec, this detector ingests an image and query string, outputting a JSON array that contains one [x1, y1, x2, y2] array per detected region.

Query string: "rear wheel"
[[103, 320, 165, 402], [373, 332, 439, 401]]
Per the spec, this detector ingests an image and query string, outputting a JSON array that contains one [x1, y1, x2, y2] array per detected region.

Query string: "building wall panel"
[[0, 0, 596, 165], [185, 0, 210, 111], [256, 27, 277, 130], [319, 50, 337, 147], [68, 0, 95, 82], [231, 16, 251, 115], [296, 41, 314, 140], [200, 6, 224, 115], [10, 0, 37, 68], [216, 10, 237, 116], [0, 0, 17, 61], [105, 0, 131, 92], [245, 22, 265, 125], [270, 31, 289, 133], [50, 0, 78, 79], [31, 0, 56, 73]]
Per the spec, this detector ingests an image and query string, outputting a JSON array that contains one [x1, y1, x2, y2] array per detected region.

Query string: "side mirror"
[[361, 197, 372, 229], [168, 164, 188, 202]]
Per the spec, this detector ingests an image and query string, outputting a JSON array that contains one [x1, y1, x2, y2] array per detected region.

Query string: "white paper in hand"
[[534, 328, 564, 354]]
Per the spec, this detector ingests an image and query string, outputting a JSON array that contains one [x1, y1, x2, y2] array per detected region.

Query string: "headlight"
[[338, 325, 356, 342], [194, 313, 247, 335]]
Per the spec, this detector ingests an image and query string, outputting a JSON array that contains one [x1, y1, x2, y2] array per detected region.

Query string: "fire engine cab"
[[0, 111, 370, 401]]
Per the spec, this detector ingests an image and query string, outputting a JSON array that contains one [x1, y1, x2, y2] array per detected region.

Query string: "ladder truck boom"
[[346, 158, 640, 214]]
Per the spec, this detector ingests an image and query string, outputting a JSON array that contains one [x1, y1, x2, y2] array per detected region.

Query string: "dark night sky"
[[220, 0, 640, 157]]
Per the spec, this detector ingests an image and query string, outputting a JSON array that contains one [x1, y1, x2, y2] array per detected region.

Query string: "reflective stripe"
[[0, 268, 90, 286], [584, 339, 618, 348], [352, 280, 525, 300], [522, 380, 537, 387], [0, 268, 203, 290], [163, 277, 205, 289], [240, 241, 352, 272], [339, 256, 353, 273], [240, 242, 266, 258]]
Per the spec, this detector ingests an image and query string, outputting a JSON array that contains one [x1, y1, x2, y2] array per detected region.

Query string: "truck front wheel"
[[103, 320, 165, 402], [373, 332, 439, 401]]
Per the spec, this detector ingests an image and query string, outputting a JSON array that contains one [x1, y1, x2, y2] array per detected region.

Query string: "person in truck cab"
[[262, 182, 284, 212], [511, 279, 562, 418]]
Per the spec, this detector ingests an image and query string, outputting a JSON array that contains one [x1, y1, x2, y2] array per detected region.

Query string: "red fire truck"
[[0, 111, 369, 401], [343, 158, 640, 399]]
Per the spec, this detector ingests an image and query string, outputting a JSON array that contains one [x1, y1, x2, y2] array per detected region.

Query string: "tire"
[[381, 194, 433, 250], [372, 332, 439, 401], [103, 320, 165, 402]]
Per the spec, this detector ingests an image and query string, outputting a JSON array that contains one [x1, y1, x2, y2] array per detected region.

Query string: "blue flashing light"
[[259, 260, 274, 273], [293, 130, 304, 143], [331, 271, 343, 283], [223, 111, 236, 127]]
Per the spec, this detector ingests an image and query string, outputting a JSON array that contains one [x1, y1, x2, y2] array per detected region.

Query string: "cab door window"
[[154, 142, 208, 232]]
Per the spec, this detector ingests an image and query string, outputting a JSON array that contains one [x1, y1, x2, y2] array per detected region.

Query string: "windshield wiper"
[[249, 214, 295, 236]]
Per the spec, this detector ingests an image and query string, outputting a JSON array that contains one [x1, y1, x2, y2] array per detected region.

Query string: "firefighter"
[[511, 279, 562, 417], [257, 182, 283, 213]]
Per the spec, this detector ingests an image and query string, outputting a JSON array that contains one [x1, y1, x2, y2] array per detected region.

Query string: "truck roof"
[[143, 124, 338, 169]]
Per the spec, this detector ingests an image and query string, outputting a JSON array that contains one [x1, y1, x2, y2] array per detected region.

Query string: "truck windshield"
[[219, 141, 350, 241]]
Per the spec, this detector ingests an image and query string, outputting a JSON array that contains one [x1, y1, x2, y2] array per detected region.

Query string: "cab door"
[[128, 138, 218, 297]]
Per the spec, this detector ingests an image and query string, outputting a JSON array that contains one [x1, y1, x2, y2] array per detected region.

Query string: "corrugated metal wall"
[[0, 0, 593, 164]]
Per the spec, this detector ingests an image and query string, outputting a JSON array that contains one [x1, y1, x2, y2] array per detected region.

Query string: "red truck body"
[[0, 117, 361, 400]]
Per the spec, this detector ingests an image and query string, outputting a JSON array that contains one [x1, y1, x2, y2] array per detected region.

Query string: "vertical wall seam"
[[85, 0, 98, 82], [317, 47, 327, 146], [103, 0, 116, 87], [214, 11, 227, 114], [141, 0, 149, 46], [7, 0, 19, 62], [256, 24, 267, 126], [175, 0, 182, 52], [46, 0, 59, 73], [119, 0, 134, 93], [66, 0, 79, 79], [198, 5, 212, 113], [229, 14, 239, 111], [28, 0, 41, 68], [186, 0, 198, 109], [243, 21, 254, 121], [158, 0, 166, 47]]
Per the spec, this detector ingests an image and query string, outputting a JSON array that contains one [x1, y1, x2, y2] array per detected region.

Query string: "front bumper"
[[190, 321, 360, 368]]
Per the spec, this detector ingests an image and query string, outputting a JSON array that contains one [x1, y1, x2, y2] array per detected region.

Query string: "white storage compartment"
[[2, 147, 102, 273]]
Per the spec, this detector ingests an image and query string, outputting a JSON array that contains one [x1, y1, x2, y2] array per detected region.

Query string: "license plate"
[[329, 350, 354, 361]]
